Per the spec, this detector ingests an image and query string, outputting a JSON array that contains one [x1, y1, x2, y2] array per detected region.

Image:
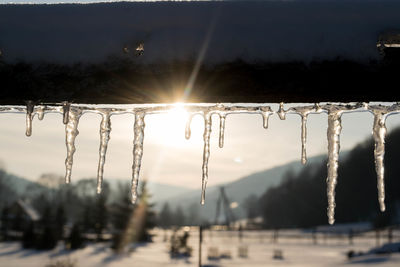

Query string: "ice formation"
[[218, 114, 226, 148], [185, 113, 194, 140], [62, 101, 71, 125], [97, 111, 111, 194], [367, 104, 400, 212], [287, 105, 315, 165], [131, 112, 146, 204], [25, 101, 34, 137], [37, 105, 45, 121], [64, 107, 82, 184], [260, 106, 273, 129], [0, 102, 398, 223]]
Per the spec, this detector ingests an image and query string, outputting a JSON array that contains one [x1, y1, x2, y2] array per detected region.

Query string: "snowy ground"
[[0, 229, 399, 267]]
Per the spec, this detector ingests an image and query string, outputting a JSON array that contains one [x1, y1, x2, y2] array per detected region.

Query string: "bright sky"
[[1, 103, 400, 189]]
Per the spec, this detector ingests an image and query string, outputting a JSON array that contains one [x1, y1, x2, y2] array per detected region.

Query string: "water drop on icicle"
[[326, 108, 343, 225], [261, 107, 273, 129], [371, 109, 388, 212], [62, 101, 71, 125], [96, 112, 112, 194], [219, 114, 226, 148], [64, 107, 82, 184], [278, 102, 286, 120], [25, 101, 34, 137], [201, 112, 212, 205], [131, 112, 146, 204], [185, 114, 194, 140]]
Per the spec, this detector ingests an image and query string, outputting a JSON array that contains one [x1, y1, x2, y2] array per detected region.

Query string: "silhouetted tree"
[[173, 206, 186, 227], [243, 194, 260, 220], [158, 203, 173, 228], [67, 223, 84, 250]]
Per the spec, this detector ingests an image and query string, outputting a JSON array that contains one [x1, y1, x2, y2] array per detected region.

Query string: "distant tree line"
[[0, 173, 155, 252], [157, 203, 187, 228], [259, 128, 400, 229]]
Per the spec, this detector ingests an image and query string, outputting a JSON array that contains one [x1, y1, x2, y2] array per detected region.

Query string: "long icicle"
[[96, 112, 112, 194], [326, 108, 343, 225], [185, 113, 194, 140], [288, 105, 316, 165], [25, 101, 34, 137], [131, 112, 146, 204], [219, 114, 226, 148], [300, 114, 308, 165], [201, 111, 212, 205], [64, 107, 82, 184], [372, 110, 387, 212]]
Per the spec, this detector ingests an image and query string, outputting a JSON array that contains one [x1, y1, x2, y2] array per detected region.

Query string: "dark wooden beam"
[[0, 58, 399, 104]]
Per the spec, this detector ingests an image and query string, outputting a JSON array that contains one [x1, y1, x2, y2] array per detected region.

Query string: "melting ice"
[[2, 102, 399, 223]]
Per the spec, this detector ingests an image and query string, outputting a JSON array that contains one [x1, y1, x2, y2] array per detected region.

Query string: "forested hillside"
[[260, 128, 400, 228]]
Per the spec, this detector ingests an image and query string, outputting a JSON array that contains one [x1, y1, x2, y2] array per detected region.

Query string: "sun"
[[146, 103, 202, 147]]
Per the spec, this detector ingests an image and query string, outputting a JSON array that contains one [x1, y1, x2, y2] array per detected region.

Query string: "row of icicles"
[[0, 101, 398, 225]]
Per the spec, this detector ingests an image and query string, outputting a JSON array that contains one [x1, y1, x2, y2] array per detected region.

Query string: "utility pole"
[[199, 225, 203, 267]]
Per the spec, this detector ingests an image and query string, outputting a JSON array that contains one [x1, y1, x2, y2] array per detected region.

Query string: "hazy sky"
[[1, 103, 400, 190]]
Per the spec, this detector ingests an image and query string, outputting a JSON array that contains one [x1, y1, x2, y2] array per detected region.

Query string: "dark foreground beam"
[[1, 58, 400, 104], [1, 2, 400, 104]]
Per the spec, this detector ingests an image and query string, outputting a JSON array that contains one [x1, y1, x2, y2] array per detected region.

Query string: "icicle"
[[371, 109, 388, 212], [131, 112, 146, 204], [314, 103, 322, 113], [37, 106, 45, 121], [288, 105, 316, 165], [277, 102, 286, 120], [261, 106, 273, 129], [25, 101, 34, 137], [218, 114, 226, 148], [326, 108, 343, 225], [300, 114, 308, 165], [62, 101, 71, 125], [96, 112, 112, 194], [201, 111, 212, 205], [64, 107, 82, 184], [185, 113, 194, 140]]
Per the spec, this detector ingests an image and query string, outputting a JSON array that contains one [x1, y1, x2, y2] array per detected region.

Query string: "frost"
[[1, 102, 398, 224]]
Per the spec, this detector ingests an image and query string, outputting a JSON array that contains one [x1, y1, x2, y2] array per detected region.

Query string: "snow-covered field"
[[1, 229, 399, 267]]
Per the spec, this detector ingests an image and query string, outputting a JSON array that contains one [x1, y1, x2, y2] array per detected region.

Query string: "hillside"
[[0, 171, 191, 208], [259, 128, 400, 228], [156, 154, 329, 222]]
